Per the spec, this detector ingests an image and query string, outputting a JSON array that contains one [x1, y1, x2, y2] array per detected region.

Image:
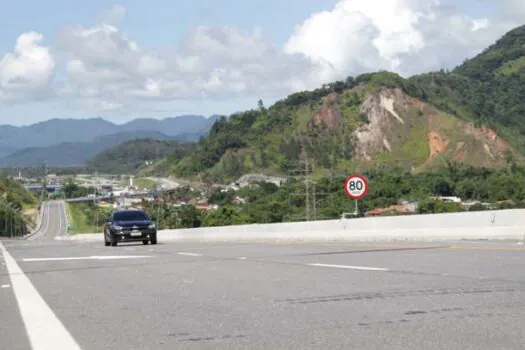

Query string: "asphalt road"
[[26, 200, 68, 241], [1, 205, 525, 349]]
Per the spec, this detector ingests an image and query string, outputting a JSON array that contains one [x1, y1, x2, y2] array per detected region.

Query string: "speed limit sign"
[[344, 175, 368, 200]]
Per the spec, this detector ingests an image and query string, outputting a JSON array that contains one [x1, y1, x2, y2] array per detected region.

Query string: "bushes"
[[0, 177, 37, 237]]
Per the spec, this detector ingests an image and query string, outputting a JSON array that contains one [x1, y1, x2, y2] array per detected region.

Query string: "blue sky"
[[0, 0, 522, 125]]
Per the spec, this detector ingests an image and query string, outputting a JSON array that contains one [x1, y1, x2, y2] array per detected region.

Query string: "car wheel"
[[142, 240, 149, 245], [151, 235, 157, 245], [110, 234, 118, 247]]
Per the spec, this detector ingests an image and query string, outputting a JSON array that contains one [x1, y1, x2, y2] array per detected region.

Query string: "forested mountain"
[[410, 24, 525, 151], [87, 139, 194, 173], [144, 25, 525, 183]]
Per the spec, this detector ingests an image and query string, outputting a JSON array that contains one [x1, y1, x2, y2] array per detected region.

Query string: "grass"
[[496, 57, 525, 76], [295, 105, 314, 131], [133, 178, 157, 189], [67, 203, 102, 234]]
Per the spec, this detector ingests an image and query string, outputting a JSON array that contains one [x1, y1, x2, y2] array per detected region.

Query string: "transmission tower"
[[287, 157, 317, 221]]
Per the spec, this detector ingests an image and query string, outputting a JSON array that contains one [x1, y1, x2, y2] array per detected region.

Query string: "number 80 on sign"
[[344, 175, 368, 200]]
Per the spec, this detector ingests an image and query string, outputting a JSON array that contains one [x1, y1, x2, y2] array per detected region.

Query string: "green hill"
[[410, 24, 525, 152], [148, 25, 525, 182], [88, 139, 194, 173]]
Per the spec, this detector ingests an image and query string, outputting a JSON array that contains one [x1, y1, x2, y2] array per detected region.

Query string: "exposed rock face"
[[353, 89, 410, 161], [428, 131, 448, 159], [312, 93, 341, 131], [347, 87, 518, 169]]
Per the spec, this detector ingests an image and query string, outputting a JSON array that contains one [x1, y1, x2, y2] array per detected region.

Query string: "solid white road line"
[[41, 202, 50, 236], [22, 255, 155, 262], [30, 202, 50, 241], [0, 242, 82, 350], [177, 252, 202, 257], [306, 263, 389, 271], [57, 202, 62, 237]]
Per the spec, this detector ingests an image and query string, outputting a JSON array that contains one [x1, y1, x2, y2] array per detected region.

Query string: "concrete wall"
[[58, 209, 525, 242], [24, 201, 46, 239]]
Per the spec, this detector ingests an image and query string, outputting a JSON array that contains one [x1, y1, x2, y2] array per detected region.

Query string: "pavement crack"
[[278, 287, 520, 305]]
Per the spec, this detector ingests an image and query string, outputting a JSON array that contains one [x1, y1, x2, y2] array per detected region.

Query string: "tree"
[[179, 205, 201, 228], [201, 206, 247, 227], [257, 99, 266, 112]]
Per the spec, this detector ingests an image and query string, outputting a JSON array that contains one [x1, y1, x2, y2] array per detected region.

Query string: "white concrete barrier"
[[56, 209, 525, 243], [23, 202, 46, 239]]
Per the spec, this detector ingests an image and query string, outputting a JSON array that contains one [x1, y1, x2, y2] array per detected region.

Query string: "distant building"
[[432, 196, 462, 203], [235, 173, 287, 188], [194, 201, 218, 212], [366, 201, 418, 217]]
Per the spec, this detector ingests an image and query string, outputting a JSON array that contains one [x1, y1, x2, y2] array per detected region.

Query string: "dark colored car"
[[104, 209, 157, 246]]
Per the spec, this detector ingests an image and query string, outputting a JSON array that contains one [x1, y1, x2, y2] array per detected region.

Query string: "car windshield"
[[113, 211, 148, 221]]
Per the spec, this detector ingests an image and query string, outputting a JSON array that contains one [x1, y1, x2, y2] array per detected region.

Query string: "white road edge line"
[[0, 241, 82, 350], [177, 252, 202, 257], [30, 202, 50, 241], [306, 263, 389, 271], [57, 201, 63, 237]]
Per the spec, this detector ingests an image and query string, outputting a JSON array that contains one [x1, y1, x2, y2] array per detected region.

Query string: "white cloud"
[[0, 32, 55, 101], [7, 1, 522, 113], [285, 0, 517, 79], [56, 19, 320, 111], [56, 23, 167, 103]]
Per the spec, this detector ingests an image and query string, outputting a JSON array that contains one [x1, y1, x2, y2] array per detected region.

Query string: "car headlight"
[[113, 225, 123, 231], [148, 223, 156, 229]]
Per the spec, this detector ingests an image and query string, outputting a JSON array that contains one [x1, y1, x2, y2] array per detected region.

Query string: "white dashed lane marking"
[[306, 263, 389, 271], [177, 252, 202, 257], [22, 255, 155, 262]]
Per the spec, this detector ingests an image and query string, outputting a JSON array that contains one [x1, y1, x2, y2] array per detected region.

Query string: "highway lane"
[[27, 200, 68, 242], [2, 231, 525, 349], [0, 248, 31, 350], [0, 200, 69, 349]]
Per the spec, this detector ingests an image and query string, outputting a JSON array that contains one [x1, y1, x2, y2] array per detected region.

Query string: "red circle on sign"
[[344, 175, 368, 200]]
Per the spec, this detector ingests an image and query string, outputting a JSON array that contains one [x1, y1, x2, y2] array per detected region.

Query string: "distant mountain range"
[[0, 115, 221, 167]]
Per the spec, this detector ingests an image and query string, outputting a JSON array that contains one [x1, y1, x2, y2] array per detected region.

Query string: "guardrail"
[[64, 201, 72, 233], [56, 209, 525, 243]]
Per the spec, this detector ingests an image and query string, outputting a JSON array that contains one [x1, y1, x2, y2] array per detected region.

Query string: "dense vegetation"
[[87, 139, 194, 173], [409, 25, 525, 152], [0, 177, 38, 237], [67, 202, 112, 234], [62, 182, 94, 199], [141, 161, 525, 228]]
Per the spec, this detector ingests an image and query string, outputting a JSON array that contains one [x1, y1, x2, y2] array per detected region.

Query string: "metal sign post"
[[344, 175, 369, 217]]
